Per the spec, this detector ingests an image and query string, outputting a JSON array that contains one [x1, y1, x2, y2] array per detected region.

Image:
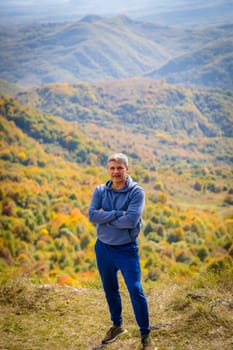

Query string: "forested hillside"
[[0, 97, 107, 165], [16, 78, 233, 137], [15, 78, 233, 173], [0, 97, 103, 284], [0, 93, 232, 286]]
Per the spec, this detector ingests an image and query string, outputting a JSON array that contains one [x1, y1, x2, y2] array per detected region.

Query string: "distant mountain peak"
[[79, 15, 103, 23], [108, 14, 134, 24]]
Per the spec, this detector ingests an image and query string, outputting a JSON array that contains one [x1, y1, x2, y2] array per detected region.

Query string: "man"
[[88, 153, 155, 350]]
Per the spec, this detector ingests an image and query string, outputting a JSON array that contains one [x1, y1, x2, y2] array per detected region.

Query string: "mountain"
[[0, 16, 232, 88], [15, 78, 233, 139], [10, 77, 232, 173], [146, 36, 233, 89]]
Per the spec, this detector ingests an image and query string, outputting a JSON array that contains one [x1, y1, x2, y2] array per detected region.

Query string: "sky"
[[0, 0, 154, 11], [0, 0, 165, 24], [0, 0, 170, 16], [0, 0, 232, 26], [0, 0, 148, 7]]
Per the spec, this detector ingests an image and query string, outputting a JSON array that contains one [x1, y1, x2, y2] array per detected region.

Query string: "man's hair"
[[108, 153, 128, 167]]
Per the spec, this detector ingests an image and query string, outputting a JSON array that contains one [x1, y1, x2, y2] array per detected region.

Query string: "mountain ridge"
[[0, 16, 232, 88], [146, 39, 233, 89], [15, 78, 233, 139]]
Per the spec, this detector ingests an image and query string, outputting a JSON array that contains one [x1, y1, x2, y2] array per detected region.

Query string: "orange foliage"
[[57, 275, 75, 286]]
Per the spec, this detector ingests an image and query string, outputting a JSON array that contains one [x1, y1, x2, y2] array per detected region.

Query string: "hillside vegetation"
[[16, 77, 233, 137], [0, 16, 232, 88], [0, 96, 107, 165], [0, 92, 232, 288], [15, 78, 233, 171]]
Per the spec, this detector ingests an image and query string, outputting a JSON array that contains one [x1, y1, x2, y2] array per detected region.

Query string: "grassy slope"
[[0, 269, 232, 350]]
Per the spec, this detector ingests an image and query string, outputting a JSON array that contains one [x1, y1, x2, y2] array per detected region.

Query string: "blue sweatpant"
[[95, 239, 150, 336]]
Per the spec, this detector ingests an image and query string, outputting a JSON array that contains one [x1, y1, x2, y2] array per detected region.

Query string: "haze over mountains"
[[0, 0, 233, 28], [0, 15, 232, 88]]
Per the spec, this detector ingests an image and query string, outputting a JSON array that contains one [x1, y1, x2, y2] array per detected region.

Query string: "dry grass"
[[0, 270, 232, 350]]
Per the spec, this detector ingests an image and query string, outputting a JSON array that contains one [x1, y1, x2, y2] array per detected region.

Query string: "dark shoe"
[[102, 325, 127, 344], [141, 334, 157, 350]]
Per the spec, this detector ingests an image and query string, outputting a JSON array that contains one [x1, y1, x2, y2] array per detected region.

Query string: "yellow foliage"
[[40, 228, 49, 235], [157, 191, 168, 204], [155, 131, 173, 143], [18, 152, 27, 160], [174, 227, 185, 240]]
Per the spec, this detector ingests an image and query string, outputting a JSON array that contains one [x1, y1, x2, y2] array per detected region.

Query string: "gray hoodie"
[[88, 175, 145, 245]]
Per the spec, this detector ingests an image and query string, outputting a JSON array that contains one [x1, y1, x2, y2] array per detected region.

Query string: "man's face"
[[107, 160, 128, 185]]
